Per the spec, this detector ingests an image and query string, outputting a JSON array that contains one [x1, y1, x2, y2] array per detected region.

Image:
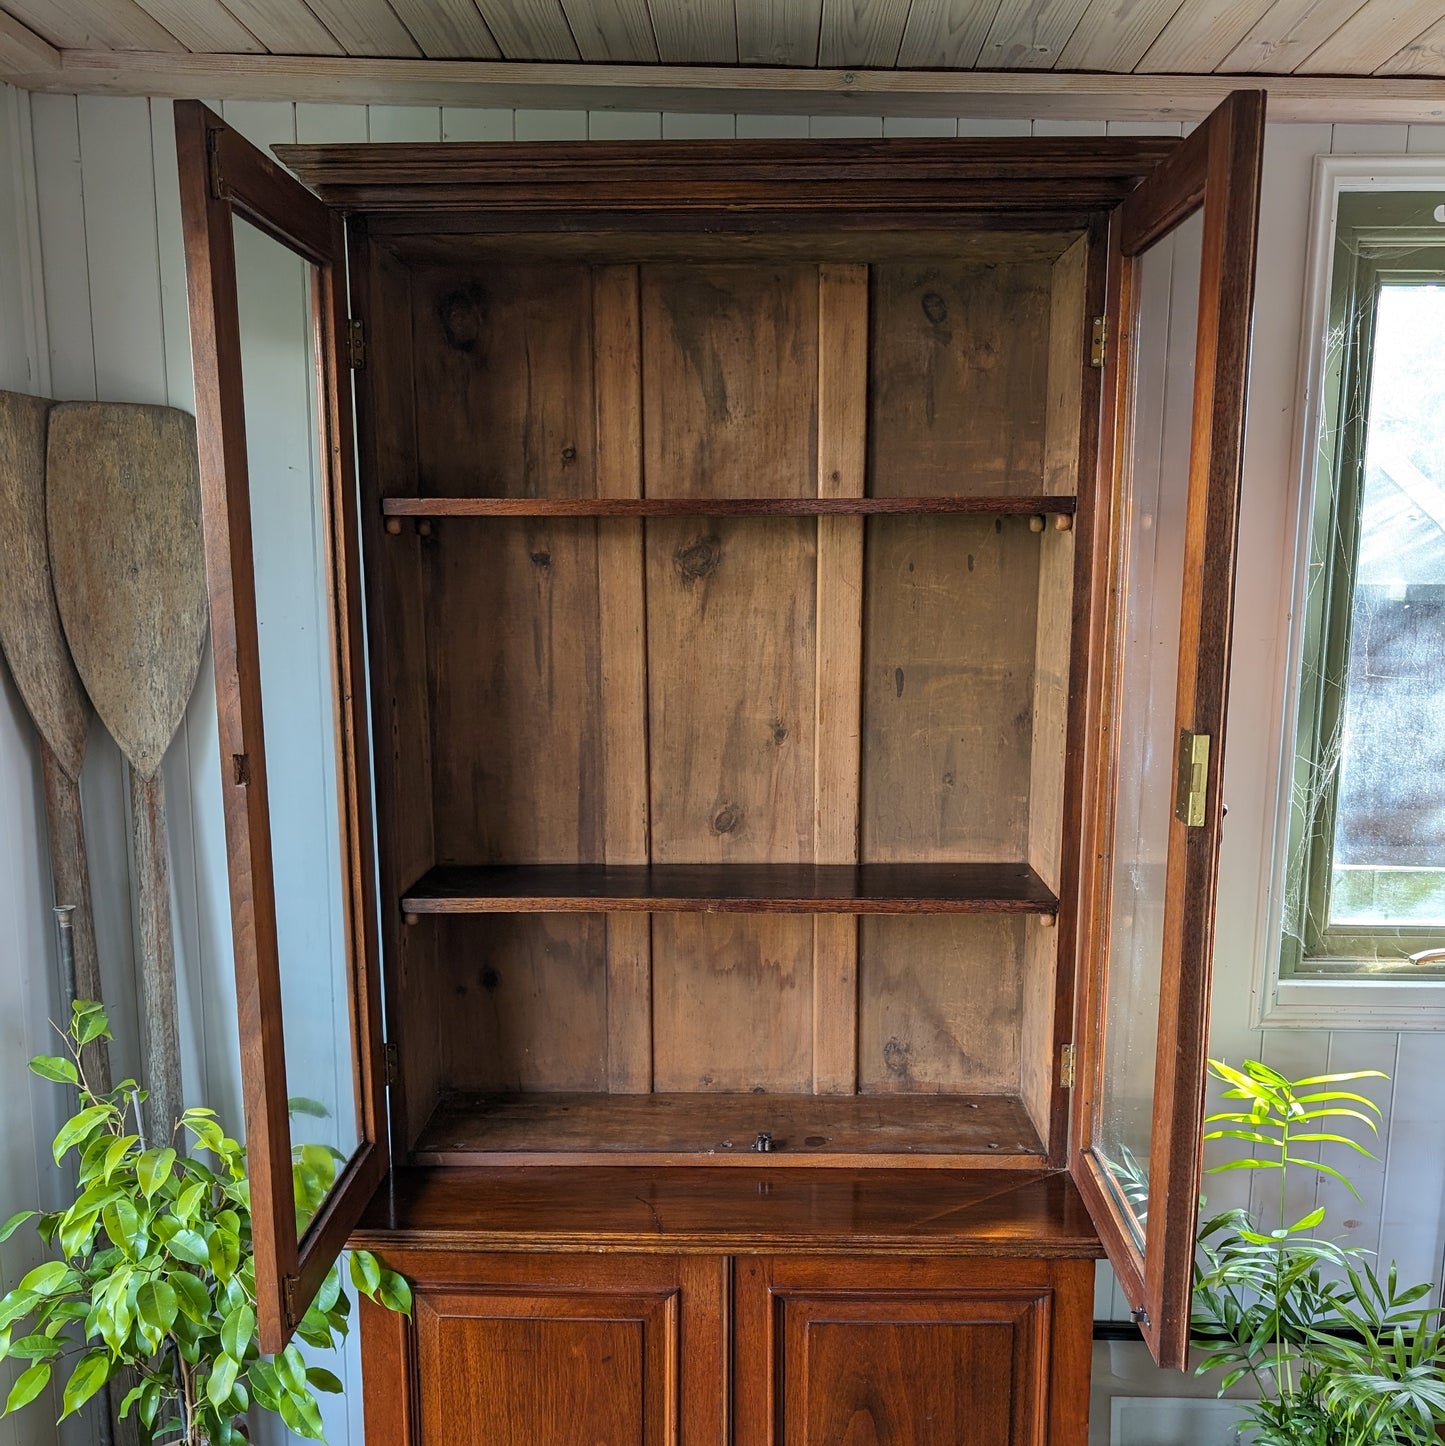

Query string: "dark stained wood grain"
[[733, 1254, 1094, 1446], [354, 1167, 1101, 1256], [275, 138, 1178, 217], [381, 493, 1079, 516], [400, 862, 1060, 914], [379, 228, 1083, 267], [364, 1254, 726, 1446], [410, 1091, 1047, 1167]]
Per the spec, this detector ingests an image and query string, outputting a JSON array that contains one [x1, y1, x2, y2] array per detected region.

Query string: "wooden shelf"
[[381, 495, 1077, 519], [410, 1091, 1048, 1169], [355, 1166, 1101, 1257], [401, 862, 1059, 916]]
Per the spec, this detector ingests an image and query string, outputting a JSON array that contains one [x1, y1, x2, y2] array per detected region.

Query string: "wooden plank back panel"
[[426, 515, 606, 863], [441, 914, 608, 1092], [412, 263, 597, 499], [812, 262, 868, 1096], [857, 914, 1024, 1095], [415, 262, 612, 1104], [643, 262, 820, 1094], [594, 264, 654, 1093], [861, 515, 1039, 863], [868, 260, 1053, 496]]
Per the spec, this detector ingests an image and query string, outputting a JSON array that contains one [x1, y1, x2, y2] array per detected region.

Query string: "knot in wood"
[[438, 288, 482, 352], [674, 535, 722, 585], [711, 804, 741, 835]]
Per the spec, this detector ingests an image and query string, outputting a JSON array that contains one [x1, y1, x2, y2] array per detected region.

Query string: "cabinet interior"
[[360, 225, 1093, 1170]]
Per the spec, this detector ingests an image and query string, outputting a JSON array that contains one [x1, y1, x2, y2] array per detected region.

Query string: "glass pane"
[[233, 215, 361, 1235], [1093, 209, 1205, 1241], [1329, 282, 1445, 929]]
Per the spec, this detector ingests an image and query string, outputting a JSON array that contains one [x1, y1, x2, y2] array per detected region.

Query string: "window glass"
[[1283, 187, 1445, 976]]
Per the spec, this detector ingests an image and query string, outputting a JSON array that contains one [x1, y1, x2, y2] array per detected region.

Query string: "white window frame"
[[1256, 154, 1445, 1030]]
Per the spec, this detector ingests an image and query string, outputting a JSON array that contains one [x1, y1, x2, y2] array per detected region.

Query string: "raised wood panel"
[[734, 1255, 1093, 1446], [385, 1253, 726, 1446], [418, 1299, 654, 1444], [868, 261, 1052, 495]]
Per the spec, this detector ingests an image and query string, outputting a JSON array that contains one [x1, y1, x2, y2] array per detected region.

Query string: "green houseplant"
[[1193, 1058, 1445, 1445], [0, 1001, 410, 1444]]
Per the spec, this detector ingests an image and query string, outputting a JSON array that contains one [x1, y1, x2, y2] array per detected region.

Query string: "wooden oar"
[[0, 391, 111, 1093], [46, 402, 207, 1149]]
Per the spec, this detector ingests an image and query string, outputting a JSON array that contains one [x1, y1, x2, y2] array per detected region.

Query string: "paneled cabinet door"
[[358, 1252, 728, 1446], [733, 1256, 1093, 1446]]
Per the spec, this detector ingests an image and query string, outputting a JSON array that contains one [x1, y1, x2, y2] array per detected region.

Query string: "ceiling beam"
[[2, 49, 1444, 122], [0, 12, 59, 77]]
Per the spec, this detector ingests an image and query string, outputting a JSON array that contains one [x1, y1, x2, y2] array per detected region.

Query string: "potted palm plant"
[[1193, 1057, 1445, 1445], [0, 1001, 409, 1443]]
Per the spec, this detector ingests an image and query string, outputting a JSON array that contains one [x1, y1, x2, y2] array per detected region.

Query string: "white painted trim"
[[1254, 154, 1445, 1032]]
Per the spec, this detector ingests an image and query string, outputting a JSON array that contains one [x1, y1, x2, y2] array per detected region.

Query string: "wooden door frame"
[[1069, 88, 1266, 1368], [175, 99, 389, 1352]]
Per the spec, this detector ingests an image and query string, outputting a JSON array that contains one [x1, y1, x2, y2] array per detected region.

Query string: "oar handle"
[[130, 767, 184, 1149], [39, 742, 111, 1094]]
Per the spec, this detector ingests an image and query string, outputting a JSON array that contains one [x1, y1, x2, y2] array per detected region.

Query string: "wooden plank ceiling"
[[1, 0, 1444, 118], [4, 0, 1445, 71]]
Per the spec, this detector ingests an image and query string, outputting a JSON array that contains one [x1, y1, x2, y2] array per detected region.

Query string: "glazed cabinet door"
[[357, 1252, 728, 1445], [1071, 89, 1265, 1366], [175, 102, 387, 1350], [733, 1256, 1094, 1446]]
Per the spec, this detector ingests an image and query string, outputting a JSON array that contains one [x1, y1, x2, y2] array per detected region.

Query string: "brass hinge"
[[383, 1041, 399, 1086], [347, 317, 366, 370], [1090, 316, 1107, 368], [206, 125, 226, 201], [1060, 1042, 1076, 1090], [1175, 729, 1211, 828], [283, 1274, 299, 1328]]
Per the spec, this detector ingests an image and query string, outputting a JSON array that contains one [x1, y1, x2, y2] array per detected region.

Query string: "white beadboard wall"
[[1, 83, 1444, 1446]]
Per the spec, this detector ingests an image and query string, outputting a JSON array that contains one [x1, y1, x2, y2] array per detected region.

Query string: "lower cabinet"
[[734, 1256, 1093, 1446], [359, 1250, 1093, 1445]]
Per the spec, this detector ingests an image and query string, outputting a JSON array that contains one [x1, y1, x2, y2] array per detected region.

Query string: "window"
[[1280, 174, 1445, 998]]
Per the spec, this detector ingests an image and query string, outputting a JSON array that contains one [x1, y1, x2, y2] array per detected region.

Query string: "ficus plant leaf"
[[0, 1003, 410, 1444], [1193, 1057, 1445, 1446]]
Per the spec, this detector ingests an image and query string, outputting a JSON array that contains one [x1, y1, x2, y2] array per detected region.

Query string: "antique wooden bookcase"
[[175, 92, 1264, 1443]]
